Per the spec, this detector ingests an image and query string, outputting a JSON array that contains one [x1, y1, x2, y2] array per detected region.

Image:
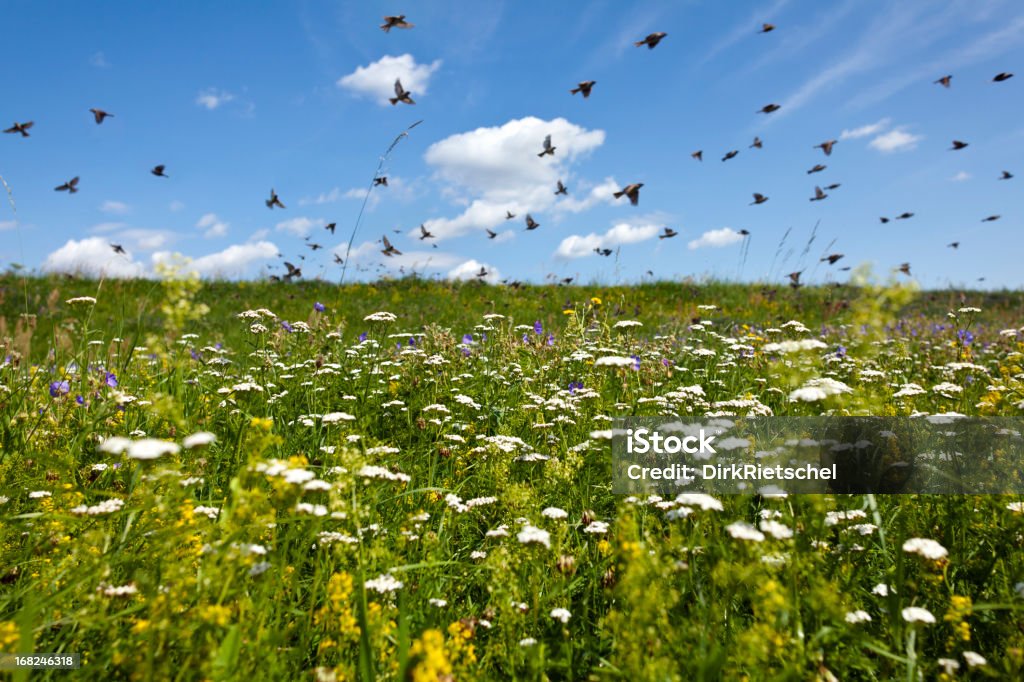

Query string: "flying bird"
[[555, 180, 568, 195], [3, 121, 33, 137], [934, 75, 952, 88], [474, 266, 489, 279], [307, 242, 323, 251], [739, 229, 750, 236], [750, 193, 768, 205], [538, 134, 555, 157], [333, 254, 344, 264], [418, 224, 435, 240], [284, 262, 302, 280], [570, 81, 596, 98], [821, 253, 844, 265], [898, 262, 911, 276], [807, 164, 826, 174], [659, 227, 677, 239], [810, 186, 828, 202], [613, 183, 643, 205], [880, 217, 890, 224], [111, 243, 125, 255], [54, 176, 80, 194], [815, 140, 836, 156], [950, 140, 969, 150], [505, 210, 516, 220], [381, 235, 402, 256], [750, 136, 763, 149], [266, 188, 285, 209], [982, 215, 1001, 222], [374, 176, 388, 187], [999, 170, 1013, 180], [151, 165, 168, 178], [757, 103, 781, 114], [486, 228, 498, 239], [787, 271, 803, 287], [594, 247, 613, 256], [895, 212, 914, 220], [722, 150, 739, 162], [824, 183, 841, 190], [993, 72, 1013, 82], [635, 32, 667, 49], [947, 242, 959, 249], [525, 214, 540, 230], [380, 15, 413, 31], [760, 23, 775, 33], [325, 222, 336, 234], [691, 150, 703, 161], [389, 79, 415, 105], [90, 108, 113, 124]]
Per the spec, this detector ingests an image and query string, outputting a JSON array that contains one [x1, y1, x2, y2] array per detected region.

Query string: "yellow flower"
[[250, 417, 273, 431], [590, 297, 602, 306], [563, 309, 575, 316]]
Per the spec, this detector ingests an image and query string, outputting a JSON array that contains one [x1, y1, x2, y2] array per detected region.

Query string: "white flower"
[[871, 583, 891, 597], [249, 561, 271, 576], [844, 610, 872, 624], [594, 356, 636, 367], [613, 320, 643, 329], [726, 521, 765, 542], [364, 311, 398, 322], [542, 507, 568, 519], [358, 465, 411, 483], [29, 490, 52, 499], [901, 538, 948, 560], [937, 658, 960, 675], [584, 520, 609, 534], [127, 439, 181, 460], [322, 412, 355, 423], [283, 468, 315, 485], [932, 382, 963, 398], [99, 436, 133, 454], [892, 383, 926, 398], [193, 505, 221, 519], [70, 498, 124, 515], [517, 525, 551, 549], [758, 520, 793, 539], [365, 573, 404, 593], [674, 493, 723, 511], [429, 598, 448, 608], [789, 378, 852, 402], [824, 510, 867, 526], [901, 606, 936, 624], [550, 607, 572, 623], [183, 432, 217, 448], [100, 583, 138, 597], [1006, 502, 1024, 513], [762, 339, 827, 353], [962, 651, 986, 668], [66, 296, 97, 306]]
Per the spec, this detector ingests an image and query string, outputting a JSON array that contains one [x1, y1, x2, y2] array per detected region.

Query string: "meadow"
[[2, 269, 1024, 680]]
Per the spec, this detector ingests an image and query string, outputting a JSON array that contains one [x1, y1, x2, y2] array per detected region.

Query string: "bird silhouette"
[[947, 242, 959, 249], [815, 140, 837, 156], [824, 183, 841, 190], [381, 235, 402, 256], [475, 266, 489, 279], [555, 180, 568, 195], [787, 271, 803, 287], [486, 228, 498, 239], [505, 210, 516, 220], [570, 81, 596, 97], [658, 227, 677, 239], [934, 75, 952, 88], [750, 136, 763, 149], [760, 23, 775, 33], [333, 254, 344, 264], [898, 263, 911, 276], [739, 229, 750, 236], [993, 72, 1013, 82], [950, 140, 969, 150], [807, 164, 826, 174], [635, 32, 667, 49], [810, 186, 828, 201], [284, 262, 302, 280], [110, 243, 125, 255], [374, 176, 388, 187], [151, 165, 168, 178], [722, 150, 739, 162], [55, 177, 80, 194], [538, 134, 555, 157], [325, 222, 336, 234], [390, 79, 415, 105], [307, 242, 323, 251], [266, 188, 285, 209], [418, 224, 435, 240], [981, 215, 1000, 222], [821, 253, 844, 265], [3, 121, 33, 137], [90, 108, 113, 124], [757, 103, 781, 114], [750, 193, 768, 205], [613, 183, 643, 205], [880, 217, 890, 224], [525, 214, 540, 230], [594, 247, 613, 256], [691, 150, 703, 161], [895, 212, 914, 220], [999, 170, 1013, 180], [380, 15, 414, 31]]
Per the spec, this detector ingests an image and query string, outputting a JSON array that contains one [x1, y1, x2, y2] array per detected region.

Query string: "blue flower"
[[314, 301, 325, 313], [281, 320, 294, 333], [462, 333, 474, 345], [105, 372, 118, 388], [533, 320, 543, 335], [568, 381, 584, 394], [359, 332, 368, 342], [835, 345, 847, 358], [957, 329, 974, 345], [631, 354, 641, 370], [49, 380, 70, 398], [76, 395, 85, 405]]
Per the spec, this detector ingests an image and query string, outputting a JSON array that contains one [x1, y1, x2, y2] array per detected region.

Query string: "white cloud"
[[0, 220, 17, 232], [555, 222, 662, 259], [195, 88, 235, 110], [99, 200, 130, 215], [688, 228, 744, 250], [196, 212, 229, 238], [421, 116, 607, 240], [154, 241, 279, 278], [337, 54, 442, 105], [950, 171, 971, 182], [275, 217, 317, 238], [447, 259, 501, 284], [840, 118, 891, 139], [335, 240, 462, 273], [869, 128, 922, 153], [301, 187, 343, 205], [169, 200, 186, 212], [87, 225, 172, 252], [43, 237, 147, 278], [553, 179, 622, 214]]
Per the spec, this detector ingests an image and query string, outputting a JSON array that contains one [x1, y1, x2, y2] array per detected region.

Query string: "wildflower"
[[321, 412, 355, 423], [962, 651, 986, 668], [517, 525, 551, 549], [584, 520, 609, 534], [901, 538, 948, 560], [726, 521, 765, 542], [550, 607, 571, 623], [613, 320, 643, 329], [542, 507, 568, 519], [901, 607, 936, 624], [70, 498, 124, 515], [364, 311, 397, 322], [314, 301, 325, 312], [105, 372, 118, 388], [519, 637, 537, 647], [871, 584, 891, 597], [66, 296, 97, 306], [281, 320, 294, 333], [594, 356, 636, 367], [49, 380, 70, 398], [937, 659, 960, 675], [127, 439, 181, 460], [364, 573, 404, 593], [183, 432, 217, 448], [762, 339, 827, 353], [758, 520, 793, 539], [844, 610, 872, 624], [533, 320, 543, 335]]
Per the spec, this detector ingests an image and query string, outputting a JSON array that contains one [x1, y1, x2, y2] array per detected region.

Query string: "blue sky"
[[1, 0, 1021, 288]]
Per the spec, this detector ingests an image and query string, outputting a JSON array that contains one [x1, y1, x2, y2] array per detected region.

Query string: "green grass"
[[1, 272, 1023, 680]]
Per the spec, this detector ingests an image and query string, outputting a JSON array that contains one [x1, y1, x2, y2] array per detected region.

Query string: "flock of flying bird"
[[2, 14, 1017, 286]]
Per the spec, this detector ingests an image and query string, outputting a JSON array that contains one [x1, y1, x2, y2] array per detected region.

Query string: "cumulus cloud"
[[195, 88, 235, 110], [100, 200, 130, 215], [840, 118, 891, 139], [301, 188, 343, 205], [421, 116, 607, 240], [154, 241, 279, 278], [869, 128, 922, 153], [555, 222, 662, 259], [275, 217, 317, 238], [337, 54, 442, 105], [447, 259, 501, 284], [196, 213, 229, 238], [43, 237, 147, 278], [688, 228, 744, 250]]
